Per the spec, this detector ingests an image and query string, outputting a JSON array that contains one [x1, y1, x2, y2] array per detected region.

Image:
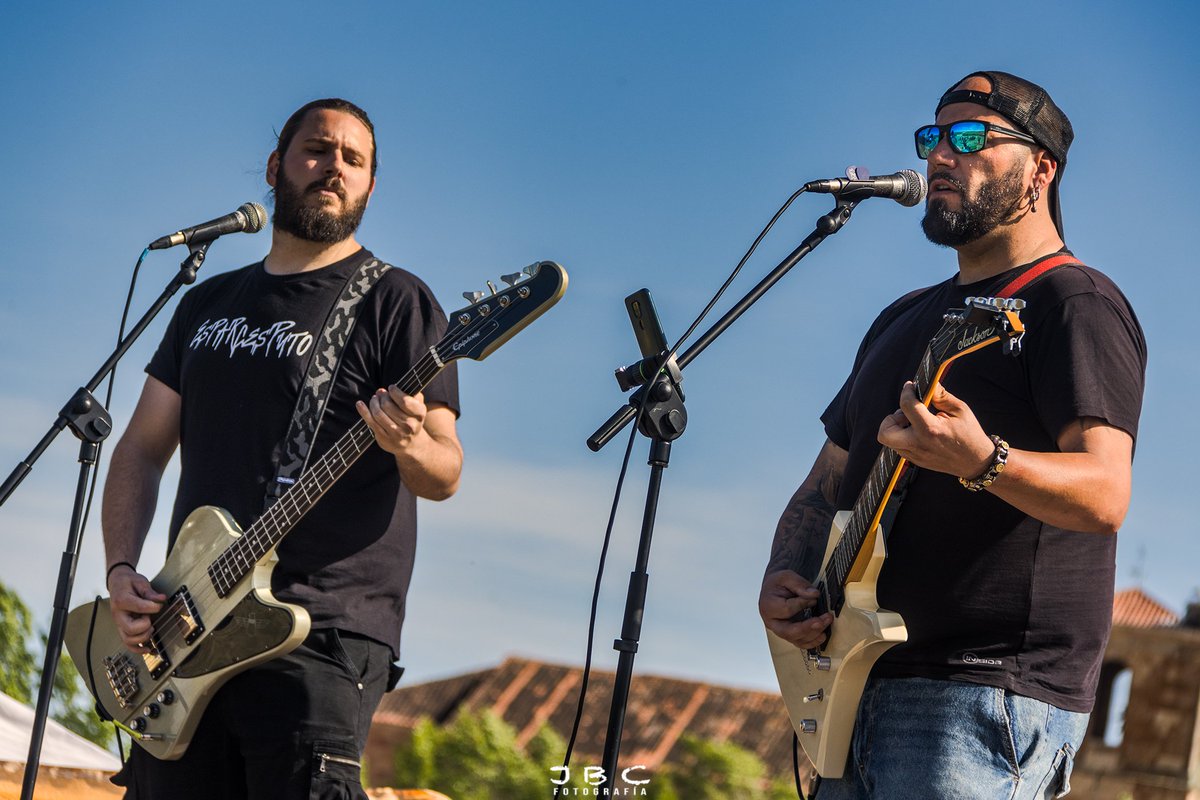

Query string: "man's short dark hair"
[[275, 98, 378, 177]]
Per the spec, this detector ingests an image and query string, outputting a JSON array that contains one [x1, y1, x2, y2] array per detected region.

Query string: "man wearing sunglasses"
[[761, 71, 1146, 798]]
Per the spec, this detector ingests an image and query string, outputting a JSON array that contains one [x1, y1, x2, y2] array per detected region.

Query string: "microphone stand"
[[587, 196, 862, 792], [1, 241, 211, 800]]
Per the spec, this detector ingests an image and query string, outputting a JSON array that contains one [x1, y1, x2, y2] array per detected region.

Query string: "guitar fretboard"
[[207, 354, 442, 596], [819, 311, 996, 596]]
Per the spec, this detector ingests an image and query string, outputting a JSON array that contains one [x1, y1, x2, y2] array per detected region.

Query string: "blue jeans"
[[815, 677, 1088, 800]]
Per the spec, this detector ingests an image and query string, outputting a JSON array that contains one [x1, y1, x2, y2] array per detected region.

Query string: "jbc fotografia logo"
[[549, 765, 651, 796]]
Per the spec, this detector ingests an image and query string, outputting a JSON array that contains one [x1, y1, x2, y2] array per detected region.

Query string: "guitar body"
[[766, 510, 907, 779], [64, 505, 310, 760]]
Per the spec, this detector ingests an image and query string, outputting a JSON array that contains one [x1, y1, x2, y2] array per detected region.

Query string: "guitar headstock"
[[931, 295, 1027, 365], [435, 261, 568, 363]]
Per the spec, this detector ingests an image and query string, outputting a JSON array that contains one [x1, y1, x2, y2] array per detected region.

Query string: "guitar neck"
[[207, 352, 443, 595], [823, 345, 940, 591]]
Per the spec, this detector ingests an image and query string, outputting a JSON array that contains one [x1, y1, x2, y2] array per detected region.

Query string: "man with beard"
[[759, 72, 1145, 798], [102, 98, 462, 798]]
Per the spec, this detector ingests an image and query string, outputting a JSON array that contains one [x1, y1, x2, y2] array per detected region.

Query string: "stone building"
[[1072, 589, 1200, 800]]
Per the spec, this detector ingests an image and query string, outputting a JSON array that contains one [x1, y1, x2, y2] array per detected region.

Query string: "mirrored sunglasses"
[[914, 120, 1039, 159]]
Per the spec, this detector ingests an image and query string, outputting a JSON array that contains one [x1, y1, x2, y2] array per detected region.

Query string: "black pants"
[[113, 628, 392, 799]]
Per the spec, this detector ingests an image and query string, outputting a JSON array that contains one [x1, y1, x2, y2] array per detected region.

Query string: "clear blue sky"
[[0, 2, 1196, 693]]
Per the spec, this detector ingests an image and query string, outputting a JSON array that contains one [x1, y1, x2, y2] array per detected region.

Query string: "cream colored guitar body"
[[766, 510, 907, 779], [64, 506, 310, 761]]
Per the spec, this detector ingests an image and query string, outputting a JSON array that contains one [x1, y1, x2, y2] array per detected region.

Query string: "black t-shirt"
[[820, 253, 1146, 712], [147, 248, 460, 656]]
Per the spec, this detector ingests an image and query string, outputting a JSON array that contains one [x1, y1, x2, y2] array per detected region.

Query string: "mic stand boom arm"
[[1, 242, 211, 800], [588, 196, 861, 791], [588, 196, 862, 451]]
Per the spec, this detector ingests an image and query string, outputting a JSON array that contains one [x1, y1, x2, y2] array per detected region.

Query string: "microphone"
[[149, 202, 268, 250], [804, 169, 927, 207]]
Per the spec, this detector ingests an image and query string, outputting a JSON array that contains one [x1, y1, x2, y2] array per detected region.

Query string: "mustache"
[[305, 178, 346, 199], [928, 171, 967, 193]]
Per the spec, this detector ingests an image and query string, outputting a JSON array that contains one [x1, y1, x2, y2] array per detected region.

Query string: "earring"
[[1031, 187, 1041, 213]]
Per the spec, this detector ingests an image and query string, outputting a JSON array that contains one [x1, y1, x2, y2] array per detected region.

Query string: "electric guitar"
[[766, 295, 1026, 779], [64, 261, 568, 760]]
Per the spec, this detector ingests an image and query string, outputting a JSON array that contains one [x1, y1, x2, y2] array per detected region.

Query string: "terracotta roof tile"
[[1112, 587, 1180, 628], [374, 656, 798, 776]]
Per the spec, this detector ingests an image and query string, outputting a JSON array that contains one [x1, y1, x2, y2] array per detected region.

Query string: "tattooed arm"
[[759, 438, 847, 649]]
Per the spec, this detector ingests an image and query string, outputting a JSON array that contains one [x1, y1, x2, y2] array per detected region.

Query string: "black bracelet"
[[106, 561, 136, 583]]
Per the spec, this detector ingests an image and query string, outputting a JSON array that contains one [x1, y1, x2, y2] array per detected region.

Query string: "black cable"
[[77, 247, 149, 761], [560, 187, 809, 777]]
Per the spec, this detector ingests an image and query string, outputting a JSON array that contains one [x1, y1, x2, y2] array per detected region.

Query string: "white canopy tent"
[[0, 693, 119, 771]]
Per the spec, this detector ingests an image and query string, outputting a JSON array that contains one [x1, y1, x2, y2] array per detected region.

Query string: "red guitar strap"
[[993, 252, 1082, 299]]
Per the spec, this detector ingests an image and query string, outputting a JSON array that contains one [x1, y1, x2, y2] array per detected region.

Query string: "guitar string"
[[822, 321, 962, 591], [102, 289, 532, 669]]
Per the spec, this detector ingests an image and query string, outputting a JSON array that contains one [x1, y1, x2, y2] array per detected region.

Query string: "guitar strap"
[[990, 251, 1082, 298], [878, 252, 1084, 537], [263, 257, 392, 512]]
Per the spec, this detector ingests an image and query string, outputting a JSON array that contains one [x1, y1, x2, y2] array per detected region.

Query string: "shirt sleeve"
[[145, 295, 189, 392], [821, 285, 940, 448], [1023, 289, 1147, 443]]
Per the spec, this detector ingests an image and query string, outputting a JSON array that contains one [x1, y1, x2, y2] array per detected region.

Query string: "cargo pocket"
[[309, 740, 365, 800], [1036, 741, 1076, 799]]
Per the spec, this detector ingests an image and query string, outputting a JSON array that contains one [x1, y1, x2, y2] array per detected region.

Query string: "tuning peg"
[[501, 272, 523, 287], [487, 280, 498, 295], [522, 263, 539, 277], [463, 290, 485, 303]]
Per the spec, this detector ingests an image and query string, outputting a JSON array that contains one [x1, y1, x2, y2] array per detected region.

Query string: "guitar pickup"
[[141, 631, 171, 680], [170, 586, 205, 645]]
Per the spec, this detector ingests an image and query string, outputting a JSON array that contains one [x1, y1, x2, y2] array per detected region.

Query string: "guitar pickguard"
[[174, 593, 297, 678]]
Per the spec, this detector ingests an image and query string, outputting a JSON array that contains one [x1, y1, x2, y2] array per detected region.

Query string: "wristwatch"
[[959, 435, 1009, 492]]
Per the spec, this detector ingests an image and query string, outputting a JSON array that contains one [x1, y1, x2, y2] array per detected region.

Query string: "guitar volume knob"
[[143, 703, 161, 718], [157, 689, 175, 705], [130, 717, 147, 733]]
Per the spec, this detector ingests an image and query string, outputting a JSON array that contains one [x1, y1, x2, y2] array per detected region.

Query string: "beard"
[[921, 161, 1027, 247], [272, 164, 369, 243]]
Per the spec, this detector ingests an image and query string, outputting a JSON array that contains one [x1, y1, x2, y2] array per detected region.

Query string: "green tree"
[[0, 581, 113, 748], [648, 735, 792, 800], [47, 637, 114, 748], [394, 710, 585, 800], [0, 582, 38, 702]]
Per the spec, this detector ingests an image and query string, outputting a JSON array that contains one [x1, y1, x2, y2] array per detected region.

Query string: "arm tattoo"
[[766, 461, 842, 580]]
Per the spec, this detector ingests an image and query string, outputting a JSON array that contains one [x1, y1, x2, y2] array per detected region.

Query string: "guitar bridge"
[[103, 654, 140, 709]]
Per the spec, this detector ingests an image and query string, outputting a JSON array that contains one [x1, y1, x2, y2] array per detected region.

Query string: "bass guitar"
[[766, 295, 1026, 779], [64, 261, 568, 760]]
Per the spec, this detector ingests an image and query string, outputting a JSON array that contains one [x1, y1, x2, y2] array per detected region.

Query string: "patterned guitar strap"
[[263, 257, 392, 512], [878, 252, 1083, 535]]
